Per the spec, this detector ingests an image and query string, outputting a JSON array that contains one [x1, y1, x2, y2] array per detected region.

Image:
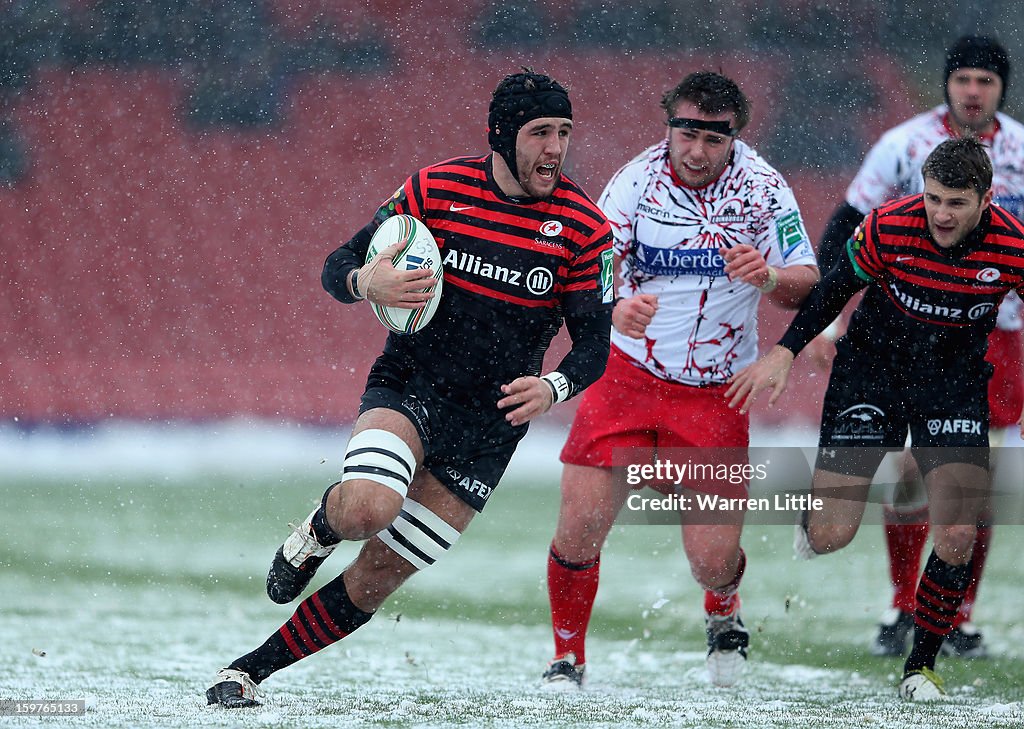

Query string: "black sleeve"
[[552, 308, 611, 399], [817, 202, 866, 273], [321, 224, 374, 304], [778, 251, 868, 356]]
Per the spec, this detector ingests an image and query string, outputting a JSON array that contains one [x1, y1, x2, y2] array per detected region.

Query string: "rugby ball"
[[365, 214, 443, 334]]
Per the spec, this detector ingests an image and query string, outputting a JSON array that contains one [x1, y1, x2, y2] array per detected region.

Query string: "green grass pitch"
[[2, 438, 1022, 728]]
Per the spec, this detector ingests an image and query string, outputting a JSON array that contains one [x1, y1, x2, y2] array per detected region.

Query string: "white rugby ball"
[[365, 214, 443, 334]]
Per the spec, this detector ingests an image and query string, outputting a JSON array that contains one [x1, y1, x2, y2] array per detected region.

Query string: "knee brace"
[[341, 429, 417, 498], [377, 498, 461, 570]]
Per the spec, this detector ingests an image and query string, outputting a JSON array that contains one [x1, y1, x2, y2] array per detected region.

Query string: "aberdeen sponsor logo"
[[634, 242, 725, 277]]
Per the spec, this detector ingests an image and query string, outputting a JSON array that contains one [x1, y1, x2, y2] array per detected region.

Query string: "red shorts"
[[561, 346, 749, 497], [987, 327, 1023, 429]]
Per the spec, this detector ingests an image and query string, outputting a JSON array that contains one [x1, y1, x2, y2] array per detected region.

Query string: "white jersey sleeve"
[[845, 107, 949, 214]]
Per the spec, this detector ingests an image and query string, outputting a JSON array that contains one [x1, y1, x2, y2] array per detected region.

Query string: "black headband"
[[667, 117, 738, 137]]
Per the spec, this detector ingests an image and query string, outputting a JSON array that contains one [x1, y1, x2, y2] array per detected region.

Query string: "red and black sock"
[[883, 505, 930, 613], [547, 545, 600, 665], [231, 571, 373, 682], [904, 550, 971, 675]]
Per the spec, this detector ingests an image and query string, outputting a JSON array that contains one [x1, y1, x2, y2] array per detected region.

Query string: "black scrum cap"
[[944, 35, 1010, 108], [488, 70, 571, 183]]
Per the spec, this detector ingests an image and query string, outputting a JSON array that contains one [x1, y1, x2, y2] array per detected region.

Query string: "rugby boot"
[[266, 506, 339, 604], [540, 653, 586, 690], [871, 608, 914, 657], [206, 668, 264, 708], [706, 612, 749, 687], [898, 667, 946, 701], [940, 622, 988, 658]]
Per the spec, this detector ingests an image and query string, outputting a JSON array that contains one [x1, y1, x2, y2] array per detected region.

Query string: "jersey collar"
[[941, 111, 1000, 144]]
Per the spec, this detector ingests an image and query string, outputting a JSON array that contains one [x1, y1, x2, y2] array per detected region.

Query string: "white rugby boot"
[[706, 612, 750, 687]]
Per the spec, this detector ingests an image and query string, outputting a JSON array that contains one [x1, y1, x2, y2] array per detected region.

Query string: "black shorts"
[[816, 346, 991, 477], [359, 359, 529, 512]]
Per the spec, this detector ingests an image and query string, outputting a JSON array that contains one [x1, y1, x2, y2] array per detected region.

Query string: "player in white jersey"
[[605, 136, 817, 385], [811, 35, 1024, 660], [540, 71, 819, 690]]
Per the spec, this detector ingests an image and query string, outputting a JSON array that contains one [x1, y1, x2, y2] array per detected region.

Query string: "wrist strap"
[[350, 269, 366, 300], [822, 319, 841, 343], [540, 371, 571, 404], [757, 266, 778, 293]]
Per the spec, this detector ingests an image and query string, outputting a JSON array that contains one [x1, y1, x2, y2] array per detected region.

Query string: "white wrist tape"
[[757, 265, 778, 293], [540, 371, 571, 404]]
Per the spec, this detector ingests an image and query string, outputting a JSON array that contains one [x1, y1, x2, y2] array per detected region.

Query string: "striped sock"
[[231, 571, 373, 682], [547, 546, 600, 665], [904, 550, 971, 674]]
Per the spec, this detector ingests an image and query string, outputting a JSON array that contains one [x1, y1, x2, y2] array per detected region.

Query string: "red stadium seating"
[[0, 42, 914, 424]]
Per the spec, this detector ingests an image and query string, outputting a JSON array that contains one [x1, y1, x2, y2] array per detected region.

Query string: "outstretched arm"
[[725, 253, 868, 412]]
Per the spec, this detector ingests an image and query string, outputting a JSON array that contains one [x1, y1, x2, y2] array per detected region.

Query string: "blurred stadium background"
[[5, 0, 1022, 428]]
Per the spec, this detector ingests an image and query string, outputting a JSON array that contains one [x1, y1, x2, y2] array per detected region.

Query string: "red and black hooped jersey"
[[326, 154, 613, 402], [846, 194, 1024, 362]]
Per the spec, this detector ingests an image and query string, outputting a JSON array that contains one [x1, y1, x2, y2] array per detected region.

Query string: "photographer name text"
[[626, 493, 824, 512]]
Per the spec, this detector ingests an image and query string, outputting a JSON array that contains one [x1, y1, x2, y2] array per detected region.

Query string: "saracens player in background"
[[205, 69, 614, 708], [810, 35, 1024, 659], [728, 137, 1024, 701], [540, 71, 819, 691]]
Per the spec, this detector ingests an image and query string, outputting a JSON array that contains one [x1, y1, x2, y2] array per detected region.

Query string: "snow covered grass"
[[1, 422, 1022, 727]]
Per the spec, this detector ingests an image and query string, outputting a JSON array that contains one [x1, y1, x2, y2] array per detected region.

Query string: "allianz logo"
[[889, 282, 996, 321], [443, 248, 553, 295]]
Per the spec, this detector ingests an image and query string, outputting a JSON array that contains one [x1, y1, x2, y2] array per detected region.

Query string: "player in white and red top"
[[813, 36, 1024, 660], [604, 135, 817, 386], [540, 71, 819, 690]]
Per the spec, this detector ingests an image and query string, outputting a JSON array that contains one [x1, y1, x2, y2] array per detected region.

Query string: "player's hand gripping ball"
[[364, 215, 444, 333]]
